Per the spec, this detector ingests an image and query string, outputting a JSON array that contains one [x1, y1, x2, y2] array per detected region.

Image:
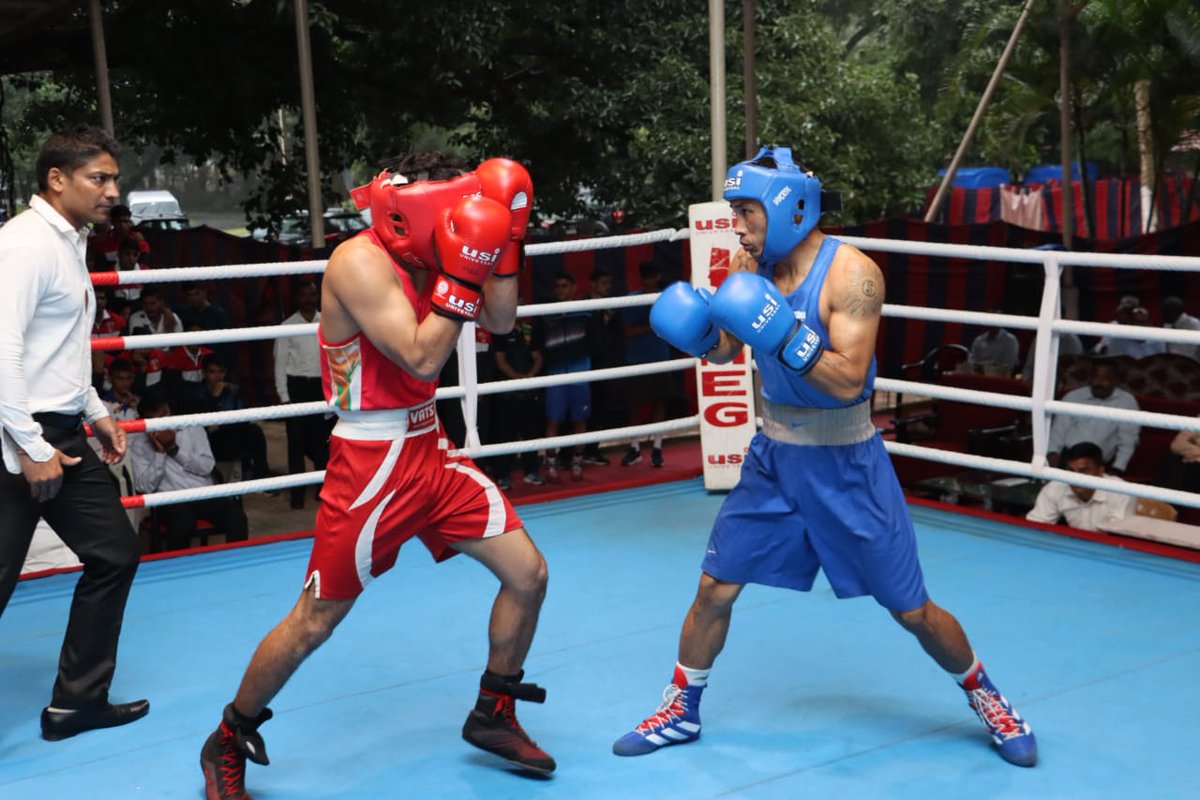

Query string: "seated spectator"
[[129, 392, 248, 552], [126, 347, 167, 395], [100, 358, 140, 422], [1047, 358, 1140, 475], [167, 321, 214, 402], [620, 260, 671, 467], [125, 285, 181, 336], [1104, 307, 1165, 359], [967, 312, 1020, 376], [1158, 416, 1200, 495], [190, 358, 272, 482], [1026, 441, 1136, 530], [1162, 296, 1200, 361], [177, 281, 235, 374], [1019, 332, 1083, 382], [111, 236, 150, 319], [1091, 295, 1139, 355]]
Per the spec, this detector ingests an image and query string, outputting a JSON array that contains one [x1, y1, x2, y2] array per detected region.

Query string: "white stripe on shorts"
[[349, 439, 404, 511], [354, 489, 397, 591], [444, 462, 506, 538]]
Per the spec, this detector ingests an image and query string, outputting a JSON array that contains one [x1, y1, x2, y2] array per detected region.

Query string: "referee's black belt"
[[34, 411, 85, 430]]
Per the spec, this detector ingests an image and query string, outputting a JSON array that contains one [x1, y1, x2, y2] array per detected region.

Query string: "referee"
[[0, 127, 148, 740]]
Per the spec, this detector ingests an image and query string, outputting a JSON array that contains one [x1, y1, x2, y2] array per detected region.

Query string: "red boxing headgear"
[[350, 170, 482, 268]]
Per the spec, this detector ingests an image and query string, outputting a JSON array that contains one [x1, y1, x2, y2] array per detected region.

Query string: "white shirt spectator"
[[273, 310, 321, 402], [129, 426, 215, 493], [126, 307, 182, 335], [1021, 332, 1083, 379], [1165, 311, 1200, 361], [1048, 386, 1141, 472], [969, 328, 1020, 372], [1105, 336, 1165, 359], [0, 195, 110, 474], [1025, 479, 1137, 531]]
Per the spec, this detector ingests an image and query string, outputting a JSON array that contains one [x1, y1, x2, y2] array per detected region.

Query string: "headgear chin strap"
[[723, 145, 842, 266], [350, 171, 481, 268]]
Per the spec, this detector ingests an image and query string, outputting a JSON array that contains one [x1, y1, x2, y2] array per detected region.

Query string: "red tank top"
[[319, 229, 438, 411]]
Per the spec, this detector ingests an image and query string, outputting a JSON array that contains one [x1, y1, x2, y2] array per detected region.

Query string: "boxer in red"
[[201, 153, 553, 800]]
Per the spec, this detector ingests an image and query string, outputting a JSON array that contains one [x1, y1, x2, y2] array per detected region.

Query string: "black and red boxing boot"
[[462, 669, 556, 773], [200, 703, 273, 800]]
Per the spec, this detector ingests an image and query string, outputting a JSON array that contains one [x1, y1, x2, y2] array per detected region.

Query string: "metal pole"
[[88, 0, 114, 136], [924, 0, 1037, 223], [709, 0, 727, 201], [743, 0, 757, 159], [294, 0, 324, 248]]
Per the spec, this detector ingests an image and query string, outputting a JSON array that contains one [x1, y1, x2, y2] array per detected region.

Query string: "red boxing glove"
[[430, 195, 511, 321], [476, 158, 533, 277]]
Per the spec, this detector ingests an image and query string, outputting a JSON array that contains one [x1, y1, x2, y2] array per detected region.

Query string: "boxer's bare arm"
[[804, 250, 883, 400], [321, 237, 461, 380], [478, 274, 517, 334]]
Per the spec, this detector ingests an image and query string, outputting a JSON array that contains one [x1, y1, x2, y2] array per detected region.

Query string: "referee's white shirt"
[[0, 195, 109, 474], [273, 310, 321, 403]]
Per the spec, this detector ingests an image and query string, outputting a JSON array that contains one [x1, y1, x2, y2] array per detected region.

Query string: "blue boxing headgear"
[[723, 145, 842, 266]]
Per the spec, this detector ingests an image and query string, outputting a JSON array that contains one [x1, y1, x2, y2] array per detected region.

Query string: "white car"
[[127, 190, 185, 224]]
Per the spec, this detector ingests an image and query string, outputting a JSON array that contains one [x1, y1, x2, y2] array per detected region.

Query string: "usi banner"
[[688, 201, 757, 491]]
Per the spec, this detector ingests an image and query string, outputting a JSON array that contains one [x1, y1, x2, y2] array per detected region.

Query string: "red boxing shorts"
[[305, 401, 523, 600]]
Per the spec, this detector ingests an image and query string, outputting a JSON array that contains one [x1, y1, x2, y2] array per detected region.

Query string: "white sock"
[[629, 442, 641, 452], [676, 662, 709, 687], [952, 654, 981, 685], [652, 435, 663, 449]]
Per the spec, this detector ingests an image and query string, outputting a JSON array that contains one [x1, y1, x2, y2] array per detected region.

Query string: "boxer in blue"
[[612, 146, 1037, 767]]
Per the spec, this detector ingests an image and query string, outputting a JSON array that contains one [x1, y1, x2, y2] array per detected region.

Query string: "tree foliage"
[[1, 0, 1197, 230]]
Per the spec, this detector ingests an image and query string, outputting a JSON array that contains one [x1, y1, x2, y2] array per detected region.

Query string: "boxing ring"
[[4, 229, 1200, 798]]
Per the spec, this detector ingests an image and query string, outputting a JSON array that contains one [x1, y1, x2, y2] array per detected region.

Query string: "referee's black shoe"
[[41, 699, 150, 741]]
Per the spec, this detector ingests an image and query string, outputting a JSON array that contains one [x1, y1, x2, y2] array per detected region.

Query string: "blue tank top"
[[755, 237, 876, 409]]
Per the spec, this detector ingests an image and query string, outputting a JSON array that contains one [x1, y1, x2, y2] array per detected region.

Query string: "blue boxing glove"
[[650, 281, 720, 358], [710, 271, 824, 375]]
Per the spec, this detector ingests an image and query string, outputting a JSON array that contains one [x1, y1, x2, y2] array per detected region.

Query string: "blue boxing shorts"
[[702, 430, 928, 612], [545, 360, 592, 423]]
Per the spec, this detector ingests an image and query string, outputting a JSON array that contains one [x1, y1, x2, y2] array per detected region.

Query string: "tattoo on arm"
[[845, 267, 884, 318]]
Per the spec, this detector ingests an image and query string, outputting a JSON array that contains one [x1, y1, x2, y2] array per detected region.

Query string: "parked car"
[[249, 209, 369, 246], [127, 189, 185, 224], [137, 215, 191, 232]]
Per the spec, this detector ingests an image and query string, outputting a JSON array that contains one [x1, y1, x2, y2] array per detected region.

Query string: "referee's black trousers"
[[0, 423, 140, 709]]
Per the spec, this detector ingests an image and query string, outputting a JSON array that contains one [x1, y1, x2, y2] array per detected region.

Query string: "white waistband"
[[332, 400, 437, 441], [761, 398, 876, 446]]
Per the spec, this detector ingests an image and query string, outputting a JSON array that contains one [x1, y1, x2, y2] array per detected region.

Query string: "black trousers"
[[285, 376, 332, 505], [154, 497, 248, 552], [0, 424, 140, 708], [208, 422, 270, 480]]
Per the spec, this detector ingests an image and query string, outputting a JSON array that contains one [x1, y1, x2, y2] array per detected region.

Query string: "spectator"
[[273, 280, 330, 509], [167, 321, 214, 406], [582, 266, 625, 465], [1047, 359, 1140, 475], [88, 204, 148, 270], [542, 271, 591, 481], [125, 285, 181, 336], [178, 281, 232, 331], [1162, 296, 1200, 361], [1019, 333, 1083, 382], [1092, 295, 1139, 355], [92, 287, 125, 391], [111, 236, 149, 319], [126, 347, 166, 395], [620, 260, 671, 467], [1026, 441, 1136, 530], [491, 318, 546, 488], [1104, 307, 1165, 359], [1158, 416, 1200, 495], [100, 358, 140, 422], [967, 311, 1020, 376], [190, 358, 272, 483], [130, 391, 248, 552]]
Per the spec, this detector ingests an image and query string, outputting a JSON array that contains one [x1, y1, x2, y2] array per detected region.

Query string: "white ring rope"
[[96, 229, 1200, 516]]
